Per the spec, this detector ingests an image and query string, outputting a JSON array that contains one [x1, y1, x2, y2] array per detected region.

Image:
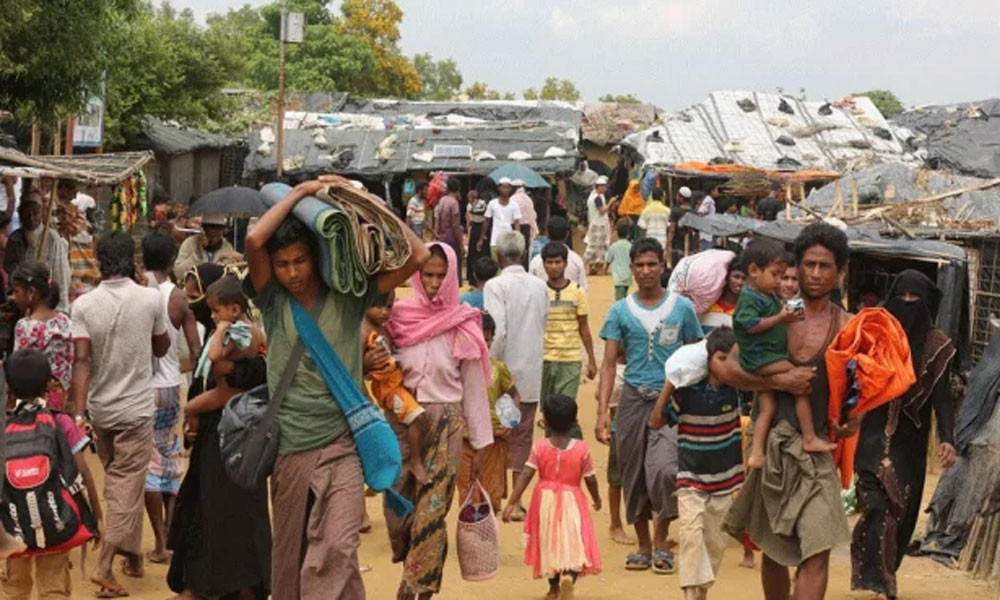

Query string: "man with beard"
[[4, 192, 70, 311], [173, 213, 235, 279], [851, 269, 956, 598], [719, 222, 854, 600]]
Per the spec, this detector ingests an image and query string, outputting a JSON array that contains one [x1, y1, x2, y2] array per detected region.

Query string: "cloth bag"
[[456, 479, 501, 581], [218, 296, 326, 490]]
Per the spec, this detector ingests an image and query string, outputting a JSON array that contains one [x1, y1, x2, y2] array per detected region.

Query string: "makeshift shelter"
[[580, 102, 658, 167], [894, 98, 1000, 179], [0, 147, 152, 186], [133, 116, 245, 204]]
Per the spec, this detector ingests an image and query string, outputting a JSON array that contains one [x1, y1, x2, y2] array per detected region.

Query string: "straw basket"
[[456, 480, 501, 581]]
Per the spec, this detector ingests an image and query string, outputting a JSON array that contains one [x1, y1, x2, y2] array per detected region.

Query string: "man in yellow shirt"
[[540, 241, 598, 438]]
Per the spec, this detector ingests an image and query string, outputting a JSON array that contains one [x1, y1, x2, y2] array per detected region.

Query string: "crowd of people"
[[0, 169, 960, 600]]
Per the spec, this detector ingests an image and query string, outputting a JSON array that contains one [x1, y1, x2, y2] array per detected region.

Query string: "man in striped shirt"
[[651, 327, 742, 600]]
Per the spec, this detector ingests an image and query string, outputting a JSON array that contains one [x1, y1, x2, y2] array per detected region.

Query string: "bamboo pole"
[[785, 182, 792, 220], [30, 122, 40, 156], [39, 179, 56, 258], [851, 177, 859, 216], [799, 181, 807, 209], [52, 118, 61, 156], [836, 179, 844, 218]]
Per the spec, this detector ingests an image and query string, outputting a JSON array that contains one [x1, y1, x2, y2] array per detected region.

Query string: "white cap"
[[498, 176, 512, 185], [678, 186, 692, 199], [201, 213, 227, 226], [595, 175, 609, 185], [512, 178, 525, 187]]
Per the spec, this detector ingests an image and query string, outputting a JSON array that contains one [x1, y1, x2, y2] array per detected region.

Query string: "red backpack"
[[0, 404, 97, 556]]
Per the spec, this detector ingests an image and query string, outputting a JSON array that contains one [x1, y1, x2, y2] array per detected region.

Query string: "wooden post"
[[39, 179, 56, 259], [64, 113, 75, 156], [799, 181, 807, 208], [835, 179, 843, 218], [851, 177, 860, 216], [784, 182, 792, 220], [275, 0, 288, 178], [52, 118, 61, 156]]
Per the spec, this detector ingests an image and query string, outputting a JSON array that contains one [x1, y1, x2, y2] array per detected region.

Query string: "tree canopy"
[[598, 93, 643, 104], [856, 89, 905, 117], [413, 54, 463, 101], [524, 78, 580, 102]]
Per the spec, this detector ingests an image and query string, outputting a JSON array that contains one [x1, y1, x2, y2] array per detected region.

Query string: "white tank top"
[[149, 274, 181, 388]]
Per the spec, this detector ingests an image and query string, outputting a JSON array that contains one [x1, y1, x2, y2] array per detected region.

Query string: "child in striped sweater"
[[650, 327, 742, 600]]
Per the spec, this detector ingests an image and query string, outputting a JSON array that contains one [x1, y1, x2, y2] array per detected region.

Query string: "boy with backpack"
[[1, 349, 102, 599]]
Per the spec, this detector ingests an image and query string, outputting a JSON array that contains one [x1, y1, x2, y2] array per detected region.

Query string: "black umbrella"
[[188, 186, 267, 217]]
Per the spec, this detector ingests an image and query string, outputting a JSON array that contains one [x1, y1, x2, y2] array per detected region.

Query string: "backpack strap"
[[260, 292, 328, 431]]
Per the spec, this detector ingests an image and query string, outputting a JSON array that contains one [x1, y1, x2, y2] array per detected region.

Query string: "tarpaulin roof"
[[582, 102, 658, 146], [679, 212, 966, 261], [893, 99, 1000, 179], [339, 98, 583, 127], [803, 163, 1000, 229], [244, 124, 578, 178], [0, 147, 153, 185], [624, 91, 923, 174], [137, 116, 237, 155]]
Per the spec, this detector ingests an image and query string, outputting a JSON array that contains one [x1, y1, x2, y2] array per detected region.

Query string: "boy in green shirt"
[[605, 220, 634, 301]]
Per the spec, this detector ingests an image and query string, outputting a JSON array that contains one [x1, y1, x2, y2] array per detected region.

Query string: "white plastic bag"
[[494, 394, 520, 429], [664, 340, 709, 389]]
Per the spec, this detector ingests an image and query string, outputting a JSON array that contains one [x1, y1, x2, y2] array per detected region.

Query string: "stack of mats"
[[260, 182, 412, 297]]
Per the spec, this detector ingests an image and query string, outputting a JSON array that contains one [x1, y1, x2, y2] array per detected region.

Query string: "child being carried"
[[734, 241, 836, 468]]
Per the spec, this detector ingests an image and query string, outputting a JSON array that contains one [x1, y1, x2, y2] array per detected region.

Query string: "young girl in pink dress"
[[504, 394, 602, 600]]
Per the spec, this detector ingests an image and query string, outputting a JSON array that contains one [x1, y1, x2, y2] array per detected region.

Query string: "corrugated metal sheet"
[[139, 116, 236, 155]]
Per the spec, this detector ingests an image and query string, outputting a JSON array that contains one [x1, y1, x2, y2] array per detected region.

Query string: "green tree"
[[413, 53, 463, 101], [465, 81, 501, 100], [856, 89, 905, 117], [539, 78, 580, 102], [522, 87, 538, 100], [102, 2, 240, 146], [598, 93, 642, 104], [0, 0, 140, 119]]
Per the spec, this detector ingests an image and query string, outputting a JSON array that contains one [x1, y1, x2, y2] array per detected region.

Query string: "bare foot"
[[91, 569, 128, 597], [148, 549, 171, 564], [410, 459, 431, 486], [740, 551, 755, 569], [509, 505, 527, 522], [546, 589, 559, 600], [610, 526, 636, 545], [120, 556, 144, 578], [359, 511, 372, 534], [801, 435, 838, 454], [559, 574, 575, 600], [747, 451, 765, 469], [0, 530, 26, 558]]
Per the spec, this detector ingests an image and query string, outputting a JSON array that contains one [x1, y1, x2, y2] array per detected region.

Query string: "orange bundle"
[[825, 307, 916, 487]]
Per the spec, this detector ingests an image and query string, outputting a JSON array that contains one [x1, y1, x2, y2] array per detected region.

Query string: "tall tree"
[[465, 81, 501, 100], [0, 0, 140, 119], [335, 0, 422, 98], [856, 89, 905, 117], [413, 53, 463, 101]]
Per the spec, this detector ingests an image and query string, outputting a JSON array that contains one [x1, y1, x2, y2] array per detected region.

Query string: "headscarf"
[[884, 269, 941, 371], [386, 242, 491, 384], [511, 186, 538, 236], [618, 180, 646, 217], [186, 263, 225, 337]]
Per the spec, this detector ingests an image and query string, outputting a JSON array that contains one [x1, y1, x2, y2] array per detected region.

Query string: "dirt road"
[[76, 274, 992, 599]]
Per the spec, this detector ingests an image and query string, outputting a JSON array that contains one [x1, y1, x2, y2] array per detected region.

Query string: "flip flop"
[[120, 558, 143, 579], [652, 549, 675, 574], [91, 574, 129, 598], [147, 551, 171, 565], [625, 553, 651, 571]]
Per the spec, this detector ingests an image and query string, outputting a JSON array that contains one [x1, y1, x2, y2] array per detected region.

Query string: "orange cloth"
[[824, 307, 916, 487], [618, 180, 645, 216], [364, 332, 425, 425]]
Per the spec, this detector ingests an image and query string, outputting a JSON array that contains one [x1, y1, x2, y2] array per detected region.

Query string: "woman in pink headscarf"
[[384, 241, 494, 600]]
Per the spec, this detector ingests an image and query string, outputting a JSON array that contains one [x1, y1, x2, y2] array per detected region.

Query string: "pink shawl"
[[512, 188, 538, 236], [386, 242, 492, 385]]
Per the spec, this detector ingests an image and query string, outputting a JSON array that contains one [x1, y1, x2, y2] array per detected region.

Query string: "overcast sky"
[[175, 0, 999, 110]]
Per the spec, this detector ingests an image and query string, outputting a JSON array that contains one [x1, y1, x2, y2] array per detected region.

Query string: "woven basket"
[[456, 480, 501, 581]]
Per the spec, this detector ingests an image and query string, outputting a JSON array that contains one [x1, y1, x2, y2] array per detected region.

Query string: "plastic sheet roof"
[[679, 212, 965, 261], [623, 91, 923, 174], [893, 98, 1000, 179], [138, 116, 237, 155]]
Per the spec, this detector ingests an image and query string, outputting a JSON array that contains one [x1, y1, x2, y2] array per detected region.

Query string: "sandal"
[[625, 553, 651, 571], [652, 549, 675, 574], [90, 574, 129, 598]]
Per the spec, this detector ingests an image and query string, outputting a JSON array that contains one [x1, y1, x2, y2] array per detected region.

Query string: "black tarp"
[[894, 99, 1000, 179], [340, 99, 583, 128]]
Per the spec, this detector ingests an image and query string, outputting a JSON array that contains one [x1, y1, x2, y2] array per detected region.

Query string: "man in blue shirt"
[[596, 237, 703, 575]]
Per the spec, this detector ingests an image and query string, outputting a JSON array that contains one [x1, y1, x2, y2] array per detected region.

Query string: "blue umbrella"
[[487, 164, 550, 189]]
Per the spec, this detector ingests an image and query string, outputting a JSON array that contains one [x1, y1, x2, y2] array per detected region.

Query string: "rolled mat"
[[260, 182, 411, 297]]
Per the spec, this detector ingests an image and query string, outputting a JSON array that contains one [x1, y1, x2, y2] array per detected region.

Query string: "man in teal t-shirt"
[[606, 220, 634, 301], [245, 177, 427, 599], [596, 237, 703, 575]]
